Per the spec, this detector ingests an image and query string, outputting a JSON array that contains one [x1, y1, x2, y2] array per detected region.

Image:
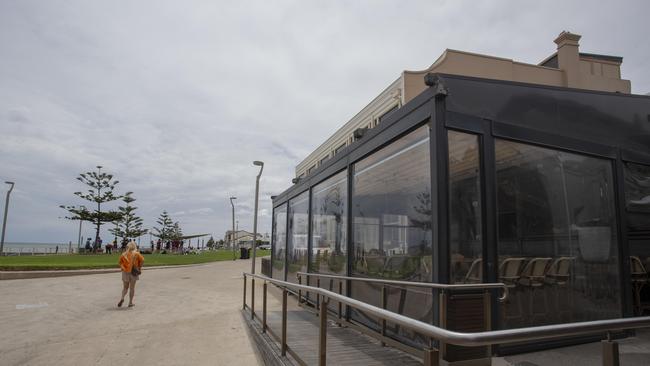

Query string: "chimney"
[[554, 31, 582, 88]]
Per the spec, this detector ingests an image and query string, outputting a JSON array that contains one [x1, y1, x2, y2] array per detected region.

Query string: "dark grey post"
[[1, 181, 15, 255]]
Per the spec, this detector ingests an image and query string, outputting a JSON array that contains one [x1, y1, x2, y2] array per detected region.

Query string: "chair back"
[[521, 257, 552, 278], [547, 256, 573, 276], [630, 256, 647, 276], [499, 257, 526, 279], [464, 258, 483, 283]]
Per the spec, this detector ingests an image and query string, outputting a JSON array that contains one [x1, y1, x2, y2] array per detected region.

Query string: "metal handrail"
[[296, 271, 509, 301], [242, 272, 650, 366]]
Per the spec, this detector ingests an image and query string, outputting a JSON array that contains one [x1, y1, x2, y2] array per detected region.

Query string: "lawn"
[[0, 249, 271, 271]]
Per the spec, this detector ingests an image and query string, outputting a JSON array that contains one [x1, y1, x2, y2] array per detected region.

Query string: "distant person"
[[55, 245, 59, 254], [106, 242, 112, 254], [85, 238, 92, 253], [117, 241, 144, 308]]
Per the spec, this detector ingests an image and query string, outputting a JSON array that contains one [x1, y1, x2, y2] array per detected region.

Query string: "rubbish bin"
[[240, 247, 250, 259]]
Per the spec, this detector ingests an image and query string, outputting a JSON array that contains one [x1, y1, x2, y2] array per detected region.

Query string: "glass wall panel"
[[624, 162, 650, 315], [351, 124, 432, 345], [495, 139, 620, 328], [448, 131, 482, 284], [272, 204, 287, 280], [311, 170, 348, 275], [287, 190, 309, 284]]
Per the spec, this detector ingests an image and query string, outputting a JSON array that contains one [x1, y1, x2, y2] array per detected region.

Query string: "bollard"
[[282, 289, 288, 356], [319, 295, 328, 366], [262, 282, 267, 333]]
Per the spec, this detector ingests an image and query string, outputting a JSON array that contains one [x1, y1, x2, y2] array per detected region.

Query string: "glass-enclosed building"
[[270, 73, 650, 354]]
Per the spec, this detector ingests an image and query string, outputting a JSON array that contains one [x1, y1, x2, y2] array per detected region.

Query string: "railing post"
[[316, 278, 321, 311], [602, 332, 620, 366], [439, 290, 447, 360], [243, 275, 247, 310], [251, 278, 255, 320], [338, 281, 343, 324], [298, 274, 302, 304], [484, 289, 492, 356], [423, 347, 439, 366], [282, 288, 288, 356], [381, 285, 387, 346], [319, 294, 328, 366], [262, 282, 267, 333]]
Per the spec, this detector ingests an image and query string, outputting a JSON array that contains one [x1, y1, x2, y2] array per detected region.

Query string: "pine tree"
[[60, 166, 122, 244], [171, 222, 183, 241], [153, 211, 174, 244], [109, 192, 147, 243], [206, 236, 215, 248]]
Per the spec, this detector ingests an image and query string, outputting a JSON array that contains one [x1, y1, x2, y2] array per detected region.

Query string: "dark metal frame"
[[270, 73, 650, 355]]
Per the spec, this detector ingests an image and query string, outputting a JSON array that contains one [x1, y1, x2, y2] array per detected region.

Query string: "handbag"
[[130, 253, 141, 276]]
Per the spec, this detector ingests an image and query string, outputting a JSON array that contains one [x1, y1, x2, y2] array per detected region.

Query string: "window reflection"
[[351, 124, 432, 345], [624, 162, 650, 315], [287, 191, 309, 284], [310, 170, 348, 275], [495, 140, 620, 328], [448, 131, 482, 284], [272, 204, 287, 280]]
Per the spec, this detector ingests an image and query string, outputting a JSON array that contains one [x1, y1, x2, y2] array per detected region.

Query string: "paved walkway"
[[0, 259, 260, 366]]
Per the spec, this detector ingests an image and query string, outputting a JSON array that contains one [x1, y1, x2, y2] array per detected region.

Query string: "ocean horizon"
[[2, 242, 80, 253]]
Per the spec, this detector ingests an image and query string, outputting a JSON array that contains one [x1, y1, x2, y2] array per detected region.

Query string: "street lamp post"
[[251, 161, 264, 274], [229, 196, 237, 260], [1, 181, 15, 255]]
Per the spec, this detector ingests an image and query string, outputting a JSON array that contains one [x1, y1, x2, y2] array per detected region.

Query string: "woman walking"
[[118, 241, 144, 308]]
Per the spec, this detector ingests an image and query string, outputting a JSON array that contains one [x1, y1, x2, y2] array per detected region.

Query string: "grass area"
[[0, 249, 271, 271]]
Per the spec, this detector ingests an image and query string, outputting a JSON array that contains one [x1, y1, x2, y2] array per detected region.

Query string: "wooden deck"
[[244, 304, 422, 365]]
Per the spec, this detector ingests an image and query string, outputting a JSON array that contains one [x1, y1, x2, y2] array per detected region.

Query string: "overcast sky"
[[1, 0, 649, 244]]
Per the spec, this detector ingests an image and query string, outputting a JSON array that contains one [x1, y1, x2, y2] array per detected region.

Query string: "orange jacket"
[[119, 251, 144, 272]]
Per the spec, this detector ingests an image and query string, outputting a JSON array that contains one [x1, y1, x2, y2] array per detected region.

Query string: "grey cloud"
[[1, 0, 648, 243]]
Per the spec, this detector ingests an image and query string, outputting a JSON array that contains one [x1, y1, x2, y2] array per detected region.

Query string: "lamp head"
[[230, 196, 237, 200], [5, 181, 14, 185], [253, 161, 264, 166]]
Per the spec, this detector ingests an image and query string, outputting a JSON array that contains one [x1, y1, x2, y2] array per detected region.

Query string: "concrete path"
[[0, 259, 260, 366]]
